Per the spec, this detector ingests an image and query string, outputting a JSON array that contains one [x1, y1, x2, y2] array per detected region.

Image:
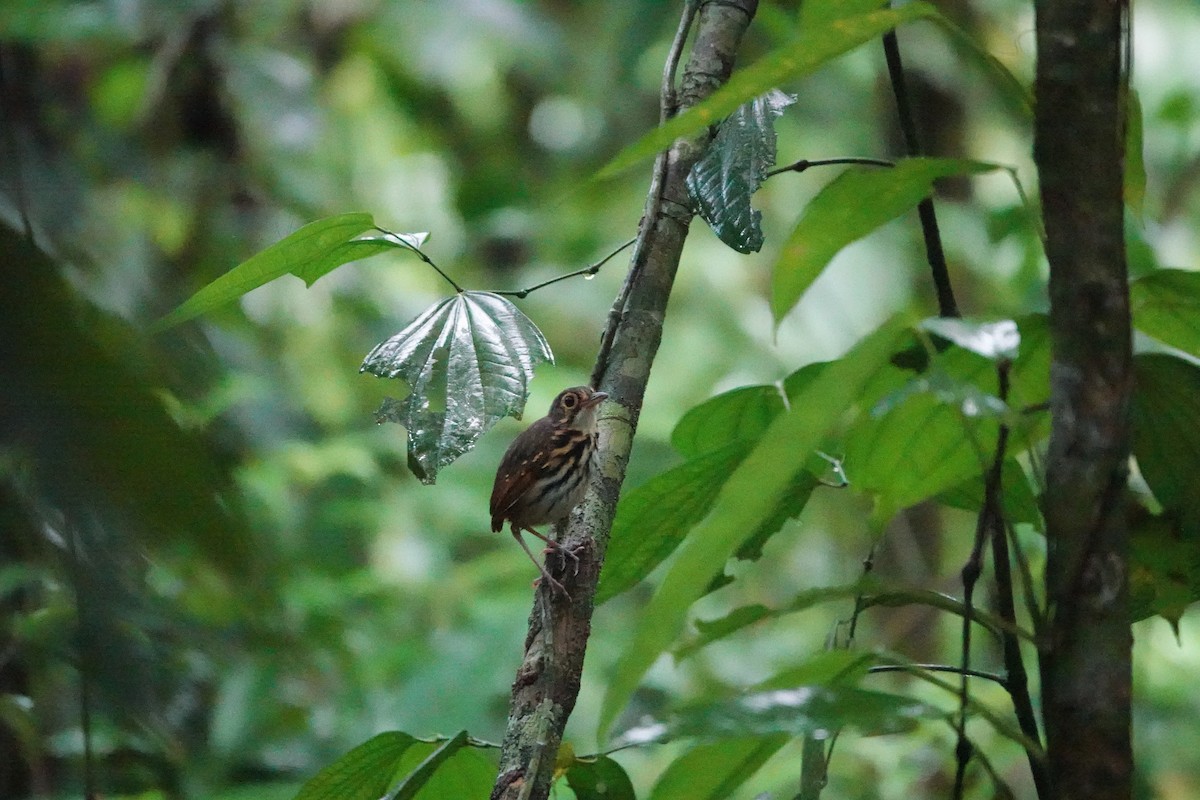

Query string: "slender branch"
[[867, 663, 1008, 687], [952, 360, 1011, 800], [489, 4, 759, 799], [881, 27, 958, 318], [492, 238, 636, 299], [373, 226, 464, 293], [766, 156, 894, 178]]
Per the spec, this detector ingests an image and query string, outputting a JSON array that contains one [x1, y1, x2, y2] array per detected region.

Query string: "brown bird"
[[490, 385, 607, 595]]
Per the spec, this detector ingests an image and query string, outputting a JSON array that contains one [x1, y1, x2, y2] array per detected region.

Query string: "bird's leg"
[[520, 525, 581, 575], [510, 527, 570, 598]]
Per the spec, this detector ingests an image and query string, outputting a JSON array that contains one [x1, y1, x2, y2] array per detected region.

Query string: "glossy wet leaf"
[[772, 158, 1000, 321], [648, 736, 786, 800], [361, 291, 553, 484], [153, 213, 425, 331], [1131, 268, 1200, 359], [919, 318, 1020, 361], [564, 755, 637, 800], [686, 90, 795, 253], [294, 731, 417, 800], [1132, 354, 1200, 514], [598, 322, 904, 741], [598, 3, 940, 178]]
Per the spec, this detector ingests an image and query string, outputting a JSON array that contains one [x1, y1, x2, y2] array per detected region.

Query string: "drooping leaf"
[[1131, 268, 1200, 359], [361, 291, 553, 483], [598, 322, 904, 741], [383, 731, 470, 800], [648, 736, 786, 800], [597, 3, 940, 179], [1132, 354, 1200, 514], [687, 90, 796, 253], [153, 214, 424, 331], [293, 732, 417, 800], [919, 317, 1020, 361], [926, 15, 1033, 117], [772, 158, 1000, 322], [564, 755, 637, 800]]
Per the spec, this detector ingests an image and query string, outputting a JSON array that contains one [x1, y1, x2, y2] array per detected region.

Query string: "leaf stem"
[[374, 226, 464, 293], [492, 238, 637, 299], [766, 156, 895, 178]]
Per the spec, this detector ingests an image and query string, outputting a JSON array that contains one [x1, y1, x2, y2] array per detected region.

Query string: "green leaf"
[[799, 0, 892, 27], [648, 736, 786, 800], [937, 459, 1043, 529], [362, 291, 553, 484], [919, 318, 1020, 361], [1132, 354, 1200, 514], [564, 755, 637, 800], [294, 732, 417, 800], [847, 316, 1049, 525], [599, 445, 745, 605], [926, 14, 1033, 118], [687, 90, 795, 253], [152, 214, 417, 331], [1130, 513, 1200, 627], [1126, 89, 1146, 219], [671, 385, 786, 458], [1131, 269, 1200, 359], [598, 3, 940, 179], [772, 158, 1001, 321], [618, 685, 940, 746], [597, 321, 905, 741], [383, 731, 470, 800]]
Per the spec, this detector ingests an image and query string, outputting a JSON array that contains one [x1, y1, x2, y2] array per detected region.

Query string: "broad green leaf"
[[599, 445, 745, 605], [1130, 513, 1200, 627], [847, 316, 1049, 525], [362, 291, 553, 484], [153, 214, 420, 331], [598, 4, 940, 179], [597, 322, 904, 741], [294, 732, 417, 800], [599, 445, 817, 604], [1132, 354, 1200, 514], [1131, 269, 1200, 358], [919, 318, 1020, 361], [617, 685, 940, 746], [649, 736, 786, 800], [1126, 89, 1146, 219], [564, 755, 637, 800], [383, 731, 471, 800], [687, 90, 796, 253], [671, 386, 786, 458], [772, 158, 1001, 321]]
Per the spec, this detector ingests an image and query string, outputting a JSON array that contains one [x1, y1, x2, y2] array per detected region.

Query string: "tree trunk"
[[488, 3, 759, 799], [1034, 2, 1133, 799]]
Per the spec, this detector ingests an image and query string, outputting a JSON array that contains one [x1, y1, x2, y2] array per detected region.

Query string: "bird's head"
[[547, 385, 608, 429]]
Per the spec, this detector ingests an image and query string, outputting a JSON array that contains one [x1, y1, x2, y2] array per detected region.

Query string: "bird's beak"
[[586, 391, 609, 407]]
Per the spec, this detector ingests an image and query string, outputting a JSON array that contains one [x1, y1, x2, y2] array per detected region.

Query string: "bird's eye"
[[562, 394, 577, 408]]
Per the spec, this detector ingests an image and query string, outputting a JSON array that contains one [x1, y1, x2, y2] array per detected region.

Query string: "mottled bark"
[[488, 3, 759, 799], [1034, 2, 1133, 799]]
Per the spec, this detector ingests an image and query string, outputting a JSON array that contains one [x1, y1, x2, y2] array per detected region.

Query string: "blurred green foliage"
[[3, 1, 1200, 799]]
